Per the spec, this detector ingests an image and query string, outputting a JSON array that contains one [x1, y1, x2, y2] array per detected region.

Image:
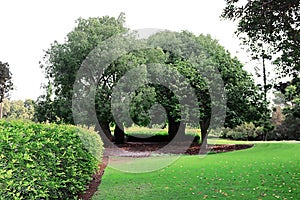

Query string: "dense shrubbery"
[[269, 113, 300, 141], [219, 122, 264, 141], [0, 120, 103, 199]]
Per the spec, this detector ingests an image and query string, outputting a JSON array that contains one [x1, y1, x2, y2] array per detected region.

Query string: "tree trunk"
[[177, 123, 186, 138], [0, 102, 3, 119], [200, 119, 210, 147], [95, 121, 114, 147], [168, 115, 179, 140], [262, 53, 267, 102], [114, 123, 125, 144], [168, 115, 186, 141]]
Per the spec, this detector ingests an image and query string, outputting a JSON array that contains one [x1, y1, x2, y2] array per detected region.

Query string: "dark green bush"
[[0, 120, 103, 199], [269, 113, 300, 141]]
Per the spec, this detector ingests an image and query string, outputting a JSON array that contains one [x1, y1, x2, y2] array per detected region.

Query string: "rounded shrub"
[[219, 122, 264, 141], [0, 120, 103, 199]]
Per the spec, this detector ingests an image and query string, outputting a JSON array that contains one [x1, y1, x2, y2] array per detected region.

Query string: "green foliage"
[[2, 99, 35, 120], [129, 86, 159, 127], [38, 15, 127, 124], [196, 34, 268, 128], [0, 61, 13, 103], [222, 0, 300, 76], [147, 31, 267, 144], [270, 110, 300, 141], [0, 120, 103, 199], [222, 1, 300, 129], [220, 122, 264, 140], [94, 143, 300, 199], [38, 14, 268, 145], [0, 61, 13, 119], [272, 77, 300, 140]]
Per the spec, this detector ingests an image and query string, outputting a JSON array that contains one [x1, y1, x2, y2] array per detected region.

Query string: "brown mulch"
[[77, 143, 254, 200], [77, 156, 109, 200]]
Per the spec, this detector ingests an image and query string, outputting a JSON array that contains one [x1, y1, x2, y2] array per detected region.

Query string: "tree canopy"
[[37, 14, 268, 146], [146, 31, 267, 144], [37, 15, 127, 124], [1, 99, 35, 120]]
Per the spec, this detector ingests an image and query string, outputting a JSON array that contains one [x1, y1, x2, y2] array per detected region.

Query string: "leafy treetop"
[[222, 0, 300, 77]]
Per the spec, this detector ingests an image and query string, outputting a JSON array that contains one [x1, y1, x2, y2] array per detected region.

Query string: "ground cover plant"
[[0, 120, 103, 199], [94, 143, 300, 199]]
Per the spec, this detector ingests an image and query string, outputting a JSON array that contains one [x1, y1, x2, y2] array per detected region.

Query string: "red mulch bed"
[[77, 156, 109, 200], [77, 143, 253, 200]]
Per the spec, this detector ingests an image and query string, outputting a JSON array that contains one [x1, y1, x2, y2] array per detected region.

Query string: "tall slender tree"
[[222, 0, 300, 136], [222, 0, 300, 76], [0, 61, 13, 118]]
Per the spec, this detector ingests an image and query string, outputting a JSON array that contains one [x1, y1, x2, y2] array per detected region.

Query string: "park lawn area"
[[124, 126, 201, 137], [124, 127, 254, 144], [93, 143, 300, 199]]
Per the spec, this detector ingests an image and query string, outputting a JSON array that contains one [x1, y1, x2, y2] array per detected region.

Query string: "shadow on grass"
[[125, 134, 200, 143]]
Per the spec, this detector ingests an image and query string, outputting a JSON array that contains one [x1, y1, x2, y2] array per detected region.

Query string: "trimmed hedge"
[[0, 120, 103, 199]]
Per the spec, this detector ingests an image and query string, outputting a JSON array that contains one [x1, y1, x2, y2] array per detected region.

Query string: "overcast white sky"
[[0, 0, 254, 100]]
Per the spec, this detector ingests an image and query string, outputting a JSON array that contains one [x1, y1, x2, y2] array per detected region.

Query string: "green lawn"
[[124, 126, 200, 137], [93, 143, 300, 199]]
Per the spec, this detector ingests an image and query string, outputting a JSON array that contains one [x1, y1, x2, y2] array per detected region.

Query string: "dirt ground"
[[78, 143, 254, 200]]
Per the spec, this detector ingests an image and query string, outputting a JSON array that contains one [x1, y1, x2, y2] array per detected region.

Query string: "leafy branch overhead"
[[222, 0, 300, 76]]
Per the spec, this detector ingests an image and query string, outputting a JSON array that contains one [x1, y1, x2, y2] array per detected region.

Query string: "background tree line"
[[1, 98, 35, 120]]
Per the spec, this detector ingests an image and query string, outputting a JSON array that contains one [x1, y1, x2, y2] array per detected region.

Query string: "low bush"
[[0, 120, 103, 200], [269, 114, 300, 141], [267, 105, 300, 141], [220, 122, 264, 140]]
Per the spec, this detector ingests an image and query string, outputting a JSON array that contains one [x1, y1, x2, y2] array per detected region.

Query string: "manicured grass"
[[125, 126, 200, 137], [93, 143, 300, 199], [125, 126, 167, 137], [212, 138, 253, 144]]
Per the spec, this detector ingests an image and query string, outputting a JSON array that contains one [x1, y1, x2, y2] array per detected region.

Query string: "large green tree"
[[0, 61, 13, 118], [37, 15, 127, 124], [38, 14, 151, 145], [147, 31, 267, 145], [38, 15, 268, 146], [94, 47, 165, 144]]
